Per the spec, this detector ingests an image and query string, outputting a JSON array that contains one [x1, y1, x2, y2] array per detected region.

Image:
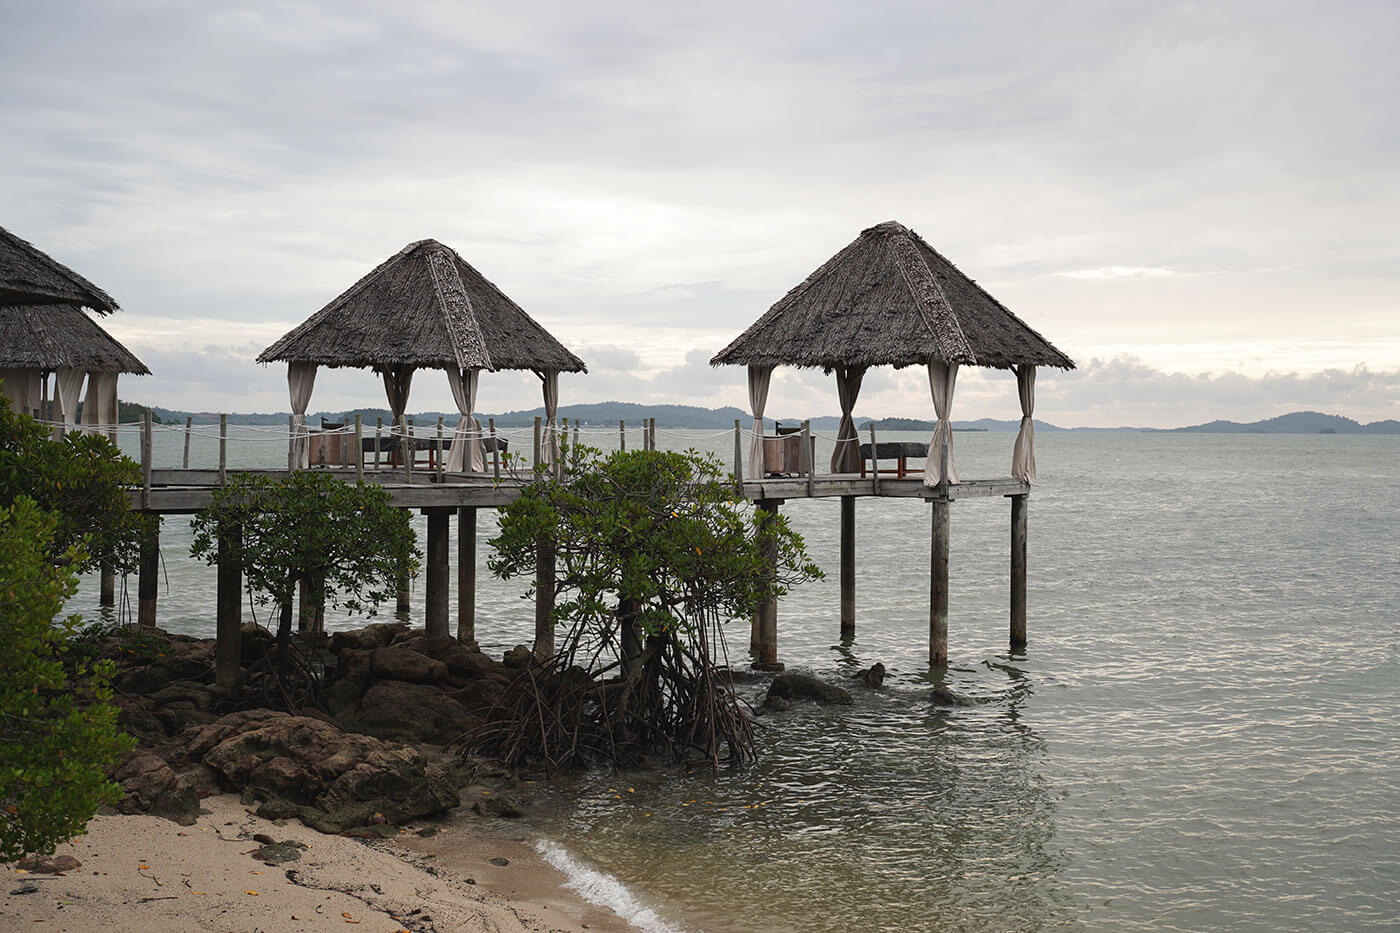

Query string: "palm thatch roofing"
[[0, 304, 149, 374], [0, 225, 119, 313], [711, 221, 1074, 371], [257, 239, 587, 373]]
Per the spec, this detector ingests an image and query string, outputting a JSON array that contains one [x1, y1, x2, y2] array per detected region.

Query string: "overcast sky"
[[3, 1, 1397, 427]]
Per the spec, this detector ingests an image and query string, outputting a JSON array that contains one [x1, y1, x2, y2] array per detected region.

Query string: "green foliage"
[[490, 446, 821, 639], [0, 392, 150, 574], [189, 471, 420, 644], [0, 498, 133, 861]]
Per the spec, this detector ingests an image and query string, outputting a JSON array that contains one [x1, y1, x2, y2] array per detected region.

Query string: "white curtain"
[[82, 371, 119, 437], [747, 364, 773, 477], [288, 362, 317, 469], [1011, 365, 1037, 484], [831, 365, 866, 473], [0, 368, 41, 417], [538, 370, 560, 465], [923, 360, 959, 486], [54, 367, 86, 436], [445, 367, 483, 472]]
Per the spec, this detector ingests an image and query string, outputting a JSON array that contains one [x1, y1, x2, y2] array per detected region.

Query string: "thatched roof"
[[711, 221, 1075, 371], [0, 225, 119, 313], [258, 239, 587, 373], [0, 304, 149, 374]]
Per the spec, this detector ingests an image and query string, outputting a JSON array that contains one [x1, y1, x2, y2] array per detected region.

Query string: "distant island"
[[125, 400, 1400, 435]]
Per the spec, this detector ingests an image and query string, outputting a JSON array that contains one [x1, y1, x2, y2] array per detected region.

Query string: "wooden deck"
[[130, 468, 1030, 513]]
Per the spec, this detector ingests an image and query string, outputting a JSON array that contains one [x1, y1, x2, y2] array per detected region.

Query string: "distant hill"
[[1166, 411, 1400, 435]]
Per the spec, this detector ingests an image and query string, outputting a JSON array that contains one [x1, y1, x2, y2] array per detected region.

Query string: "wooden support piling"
[[374, 417, 382, 470], [868, 424, 881, 495], [218, 414, 227, 486], [930, 497, 950, 667], [425, 508, 450, 638], [802, 420, 813, 497], [99, 563, 115, 607], [1010, 493, 1028, 650], [619, 419, 626, 451], [138, 524, 158, 629], [733, 419, 744, 493], [533, 416, 543, 471], [840, 495, 856, 641], [489, 418, 500, 479], [354, 415, 363, 482], [401, 416, 412, 481], [182, 416, 192, 469], [396, 571, 411, 616], [215, 526, 242, 688], [436, 417, 445, 480], [297, 577, 324, 637], [458, 506, 476, 645], [534, 539, 555, 659], [287, 414, 295, 471], [753, 499, 783, 670]]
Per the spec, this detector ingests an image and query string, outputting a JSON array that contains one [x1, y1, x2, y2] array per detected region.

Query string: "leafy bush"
[[0, 498, 132, 860]]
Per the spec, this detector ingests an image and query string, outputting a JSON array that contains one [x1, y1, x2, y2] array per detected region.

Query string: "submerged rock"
[[765, 672, 853, 706], [854, 663, 886, 688], [931, 685, 976, 706]]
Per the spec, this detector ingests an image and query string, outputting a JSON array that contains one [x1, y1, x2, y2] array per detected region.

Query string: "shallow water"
[[73, 426, 1400, 931]]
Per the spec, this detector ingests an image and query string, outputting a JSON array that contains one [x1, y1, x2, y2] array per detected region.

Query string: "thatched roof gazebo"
[[258, 239, 587, 469], [711, 221, 1075, 486], [0, 303, 150, 432], [0, 225, 118, 313]]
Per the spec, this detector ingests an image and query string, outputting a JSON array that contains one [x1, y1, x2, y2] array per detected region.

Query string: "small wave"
[[535, 838, 685, 933]]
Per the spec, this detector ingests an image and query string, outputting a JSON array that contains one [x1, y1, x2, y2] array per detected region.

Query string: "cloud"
[[1053, 266, 1184, 280]]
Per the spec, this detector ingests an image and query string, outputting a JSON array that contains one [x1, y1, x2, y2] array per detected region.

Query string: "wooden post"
[[354, 414, 363, 482], [840, 495, 855, 641], [930, 497, 950, 666], [619, 419, 626, 451], [490, 418, 500, 479], [868, 424, 881, 495], [1011, 493, 1028, 650], [182, 416, 192, 469], [533, 416, 543, 471], [436, 416, 445, 480], [651, 417, 657, 450], [287, 414, 295, 471], [99, 563, 115, 606], [216, 525, 242, 688], [140, 412, 152, 509], [401, 416, 412, 481], [534, 538, 555, 659], [374, 417, 382, 470], [753, 499, 783, 670], [138, 523, 158, 629], [218, 414, 227, 486], [733, 419, 744, 494], [802, 419, 813, 497], [425, 508, 450, 638], [558, 416, 569, 480], [458, 506, 476, 645]]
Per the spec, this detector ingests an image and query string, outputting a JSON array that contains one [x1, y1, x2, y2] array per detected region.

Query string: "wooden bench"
[[859, 441, 927, 478]]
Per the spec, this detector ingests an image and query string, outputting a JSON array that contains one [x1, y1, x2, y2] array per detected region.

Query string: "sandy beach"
[[1, 794, 629, 932]]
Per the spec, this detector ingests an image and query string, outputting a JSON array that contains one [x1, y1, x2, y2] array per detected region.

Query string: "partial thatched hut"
[[0, 225, 118, 313], [258, 239, 586, 469], [711, 221, 1074, 485], [0, 304, 150, 431]]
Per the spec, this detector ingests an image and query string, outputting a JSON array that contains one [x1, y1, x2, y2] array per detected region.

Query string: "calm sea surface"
[[74, 425, 1400, 931]]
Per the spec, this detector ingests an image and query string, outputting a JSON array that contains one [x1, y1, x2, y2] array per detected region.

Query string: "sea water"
[[73, 425, 1400, 931]]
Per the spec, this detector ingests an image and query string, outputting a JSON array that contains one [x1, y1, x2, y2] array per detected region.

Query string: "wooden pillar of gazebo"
[[1010, 493, 1028, 649], [99, 564, 115, 606], [216, 527, 242, 687], [457, 506, 476, 645], [138, 526, 159, 629], [752, 498, 784, 670], [839, 496, 856, 641], [424, 507, 451, 638], [929, 496, 950, 667]]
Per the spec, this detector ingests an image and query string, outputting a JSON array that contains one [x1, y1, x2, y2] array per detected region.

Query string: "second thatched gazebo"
[[258, 239, 587, 470], [711, 221, 1075, 485]]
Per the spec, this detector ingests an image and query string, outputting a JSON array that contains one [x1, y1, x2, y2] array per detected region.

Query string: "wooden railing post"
[[733, 419, 744, 494], [354, 414, 363, 482], [182, 416, 192, 469], [218, 414, 227, 486]]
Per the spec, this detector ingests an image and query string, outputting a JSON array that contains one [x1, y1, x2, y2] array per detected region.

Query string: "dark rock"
[[502, 645, 533, 669], [155, 700, 217, 734], [932, 685, 976, 706], [345, 680, 477, 744], [199, 713, 459, 833], [239, 623, 275, 661], [760, 695, 791, 712], [115, 654, 213, 695], [180, 709, 289, 759], [330, 622, 409, 653], [489, 857, 510, 867], [16, 854, 81, 875], [110, 751, 200, 825], [471, 793, 525, 819], [114, 695, 167, 744], [150, 681, 214, 710], [10, 883, 39, 895], [322, 678, 365, 721], [855, 663, 886, 688], [416, 826, 439, 837], [765, 672, 853, 705], [252, 840, 307, 864], [371, 646, 448, 685]]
